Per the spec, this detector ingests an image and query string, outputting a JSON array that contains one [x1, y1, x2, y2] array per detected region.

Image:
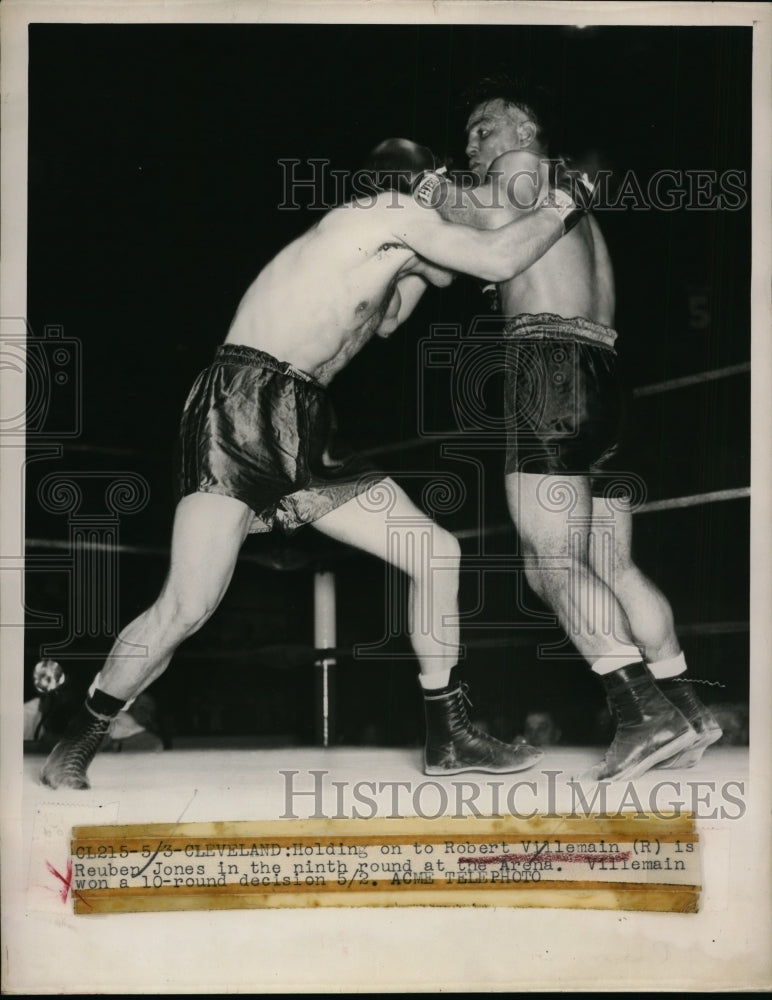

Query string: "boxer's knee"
[[393, 524, 460, 586], [524, 564, 565, 605], [425, 527, 461, 593], [591, 541, 635, 584], [523, 537, 592, 603], [433, 527, 461, 569], [154, 587, 221, 639], [608, 559, 637, 591]]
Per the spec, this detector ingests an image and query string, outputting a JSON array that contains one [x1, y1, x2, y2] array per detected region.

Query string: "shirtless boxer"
[[416, 79, 722, 780], [40, 138, 589, 789]]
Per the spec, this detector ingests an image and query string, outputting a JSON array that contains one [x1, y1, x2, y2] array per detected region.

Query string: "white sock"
[[419, 668, 453, 691], [590, 647, 643, 676], [647, 652, 687, 680]]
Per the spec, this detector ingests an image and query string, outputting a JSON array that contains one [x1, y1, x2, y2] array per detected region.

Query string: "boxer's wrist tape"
[[537, 192, 585, 234], [539, 187, 575, 220]]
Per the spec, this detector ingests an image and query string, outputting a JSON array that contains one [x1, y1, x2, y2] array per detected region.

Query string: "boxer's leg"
[[40, 493, 254, 789], [507, 472, 640, 660], [589, 496, 721, 767], [588, 497, 679, 661], [312, 477, 460, 679], [311, 478, 541, 773], [506, 472, 695, 781], [96, 493, 254, 698]]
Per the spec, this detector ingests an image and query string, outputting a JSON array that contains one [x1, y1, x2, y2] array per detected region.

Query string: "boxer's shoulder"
[[487, 148, 542, 180], [484, 150, 544, 218], [311, 194, 418, 260]]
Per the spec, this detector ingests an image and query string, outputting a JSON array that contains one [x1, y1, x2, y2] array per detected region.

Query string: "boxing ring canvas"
[[1, 0, 771, 993]]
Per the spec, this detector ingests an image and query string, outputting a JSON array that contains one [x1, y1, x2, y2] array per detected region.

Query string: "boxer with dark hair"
[[417, 80, 722, 780], [41, 138, 590, 790], [359, 137, 445, 193]]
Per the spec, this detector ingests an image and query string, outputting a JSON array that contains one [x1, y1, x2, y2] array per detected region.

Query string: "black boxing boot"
[[654, 678, 723, 768], [422, 678, 542, 775], [40, 690, 123, 789], [581, 662, 697, 782]]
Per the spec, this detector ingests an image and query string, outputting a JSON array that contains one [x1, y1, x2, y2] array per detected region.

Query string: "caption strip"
[[70, 814, 700, 914]]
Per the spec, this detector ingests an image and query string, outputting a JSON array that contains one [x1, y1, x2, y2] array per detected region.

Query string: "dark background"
[[24, 23, 751, 747]]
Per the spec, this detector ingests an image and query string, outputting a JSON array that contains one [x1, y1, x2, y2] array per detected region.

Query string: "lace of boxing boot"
[[40, 706, 111, 790], [423, 680, 543, 775], [581, 662, 698, 782], [654, 677, 723, 768]]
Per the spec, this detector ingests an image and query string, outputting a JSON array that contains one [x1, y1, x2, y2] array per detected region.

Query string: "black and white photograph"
[[2, 0, 770, 993]]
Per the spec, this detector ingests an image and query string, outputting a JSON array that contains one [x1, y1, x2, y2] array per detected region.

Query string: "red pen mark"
[[45, 858, 73, 903], [459, 851, 633, 866]]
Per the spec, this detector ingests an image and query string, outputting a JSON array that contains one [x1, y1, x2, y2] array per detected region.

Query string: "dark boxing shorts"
[[503, 313, 627, 496], [176, 343, 382, 533]]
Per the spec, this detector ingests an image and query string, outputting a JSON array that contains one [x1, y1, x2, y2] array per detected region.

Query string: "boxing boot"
[[40, 704, 111, 790], [654, 678, 723, 768], [423, 680, 542, 775], [582, 662, 697, 782]]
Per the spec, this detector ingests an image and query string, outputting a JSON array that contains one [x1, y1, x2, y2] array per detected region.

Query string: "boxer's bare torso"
[[440, 155, 615, 325], [445, 97, 616, 326], [224, 175, 571, 384], [225, 195, 448, 385], [497, 209, 615, 324]]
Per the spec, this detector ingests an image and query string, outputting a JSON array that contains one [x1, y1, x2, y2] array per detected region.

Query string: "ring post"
[[313, 570, 337, 747]]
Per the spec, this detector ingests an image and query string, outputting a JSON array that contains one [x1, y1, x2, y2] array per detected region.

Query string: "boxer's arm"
[[392, 274, 430, 326], [394, 200, 565, 283], [376, 260, 456, 337], [428, 151, 544, 229], [376, 274, 429, 338], [412, 260, 455, 288]]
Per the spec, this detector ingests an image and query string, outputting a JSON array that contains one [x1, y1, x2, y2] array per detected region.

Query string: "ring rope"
[[452, 487, 749, 541], [161, 616, 750, 662], [631, 361, 750, 398], [360, 361, 750, 459], [637, 486, 749, 513], [51, 361, 749, 462], [24, 537, 277, 568], [25, 487, 750, 557]]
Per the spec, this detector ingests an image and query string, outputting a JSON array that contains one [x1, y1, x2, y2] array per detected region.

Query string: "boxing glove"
[[411, 165, 450, 207], [361, 138, 439, 195]]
